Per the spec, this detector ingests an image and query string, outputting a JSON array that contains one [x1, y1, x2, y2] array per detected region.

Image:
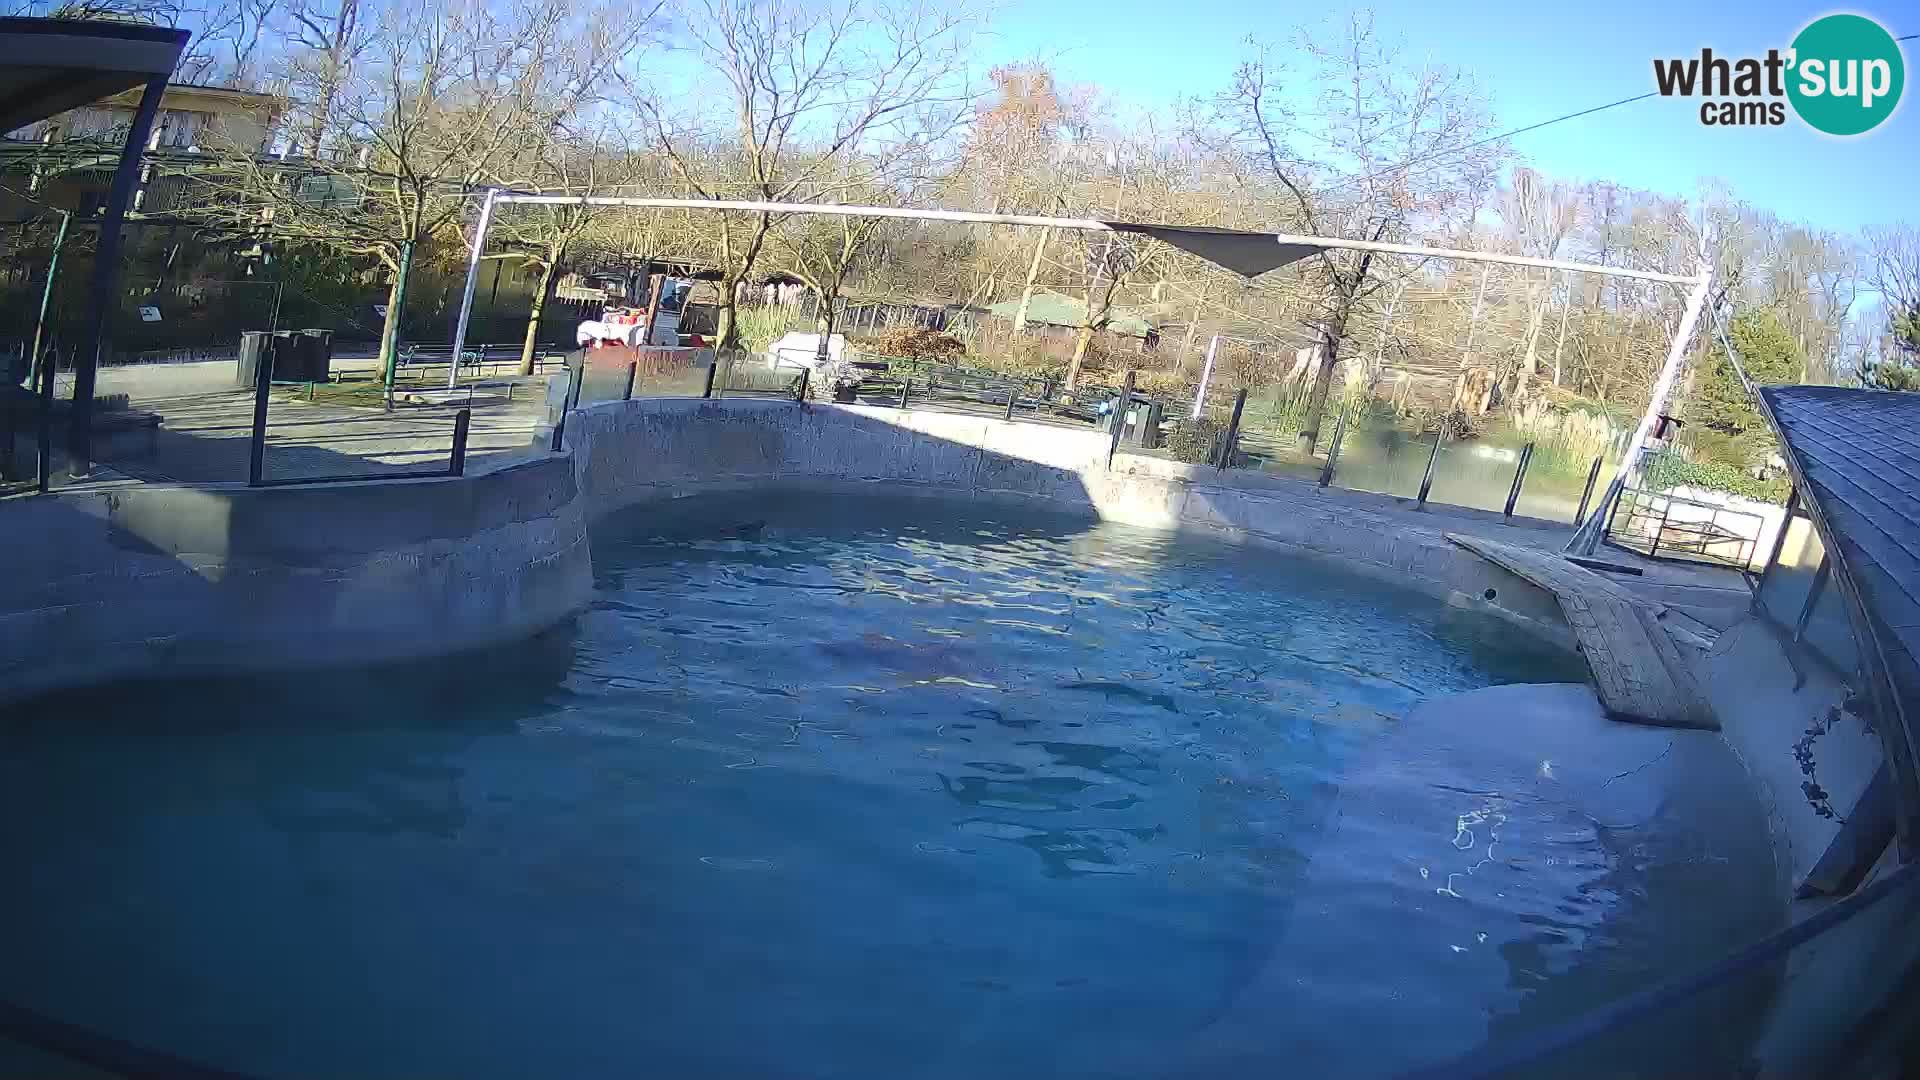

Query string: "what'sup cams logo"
[[1653, 13, 1904, 135]]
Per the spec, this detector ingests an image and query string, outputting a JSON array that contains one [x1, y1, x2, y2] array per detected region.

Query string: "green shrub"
[[1643, 456, 1790, 503], [1164, 417, 1220, 465]]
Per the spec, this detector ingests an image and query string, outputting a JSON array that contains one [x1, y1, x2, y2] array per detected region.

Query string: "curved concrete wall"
[[561, 396, 1577, 650], [0, 453, 591, 705]]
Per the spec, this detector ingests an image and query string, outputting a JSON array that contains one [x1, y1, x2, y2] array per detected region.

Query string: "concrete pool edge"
[[3, 396, 1880, 910], [562, 397, 1583, 654], [0, 452, 591, 706]]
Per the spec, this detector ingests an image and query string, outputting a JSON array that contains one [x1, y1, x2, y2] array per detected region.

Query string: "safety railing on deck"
[[1602, 487, 1764, 570]]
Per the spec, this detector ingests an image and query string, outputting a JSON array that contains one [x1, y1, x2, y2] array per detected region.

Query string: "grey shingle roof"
[[1759, 386, 1920, 670]]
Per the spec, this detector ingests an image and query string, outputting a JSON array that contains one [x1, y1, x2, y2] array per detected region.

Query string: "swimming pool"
[[0, 492, 1780, 1077]]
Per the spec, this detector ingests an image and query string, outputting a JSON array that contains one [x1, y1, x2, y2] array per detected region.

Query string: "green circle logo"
[[1787, 13, 1904, 135]]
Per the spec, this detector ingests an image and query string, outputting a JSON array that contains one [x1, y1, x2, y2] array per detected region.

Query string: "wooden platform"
[[1447, 534, 1719, 730]]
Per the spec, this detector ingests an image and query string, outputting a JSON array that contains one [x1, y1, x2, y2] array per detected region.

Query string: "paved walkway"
[[83, 357, 553, 485]]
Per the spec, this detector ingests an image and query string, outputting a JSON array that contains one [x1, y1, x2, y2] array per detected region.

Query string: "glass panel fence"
[[1409, 862, 1920, 1080], [1758, 515, 1825, 630]]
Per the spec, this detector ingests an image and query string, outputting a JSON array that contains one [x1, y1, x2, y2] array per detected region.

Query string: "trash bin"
[[236, 330, 273, 388], [271, 330, 306, 383], [299, 329, 334, 381]]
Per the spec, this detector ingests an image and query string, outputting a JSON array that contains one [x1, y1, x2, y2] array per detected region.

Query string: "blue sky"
[[978, 0, 1917, 234]]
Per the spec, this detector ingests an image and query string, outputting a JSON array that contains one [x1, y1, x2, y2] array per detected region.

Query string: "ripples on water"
[[0, 492, 1779, 1078]]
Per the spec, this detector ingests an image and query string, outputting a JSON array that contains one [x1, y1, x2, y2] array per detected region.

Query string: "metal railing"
[[1604, 487, 1765, 570]]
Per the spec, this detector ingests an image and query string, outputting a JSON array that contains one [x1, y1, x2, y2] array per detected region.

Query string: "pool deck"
[[1448, 534, 1719, 729]]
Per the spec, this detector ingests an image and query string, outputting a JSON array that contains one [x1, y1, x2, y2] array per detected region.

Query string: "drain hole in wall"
[[1483, 588, 1498, 602]]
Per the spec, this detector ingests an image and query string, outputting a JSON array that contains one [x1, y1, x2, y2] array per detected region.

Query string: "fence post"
[[897, 378, 910, 409], [448, 407, 471, 476], [1003, 386, 1018, 421], [1416, 432, 1443, 509], [704, 356, 720, 399], [1503, 442, 1535, 520], [1648, 494, 1673, 558], [1216, 387, 1248, 472], [247, 338, 275, 486], [623, 360, 638, 401], [794, 366, 810, 404], [1107, 369, 1136, 468], [1574, 456, 1604, 526], [35, 347, 56, 493], [1317, 407, 1349, 488], [550, 358, 583, 453]]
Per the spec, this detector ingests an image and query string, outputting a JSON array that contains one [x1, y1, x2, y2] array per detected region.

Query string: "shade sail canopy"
[[0, 18, 188, 135], [1108, 223, 1327, 278]]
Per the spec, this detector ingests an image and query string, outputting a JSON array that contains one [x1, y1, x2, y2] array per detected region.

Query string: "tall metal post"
[[1192, 334, 1219, 420], [622, 360, 638, 401], [1107, 369, 1136, 468], [703, 358, 718, 399], [1793, 556, 1833, 643], [247, 337, 275, 486], [1318, 408, 1349, 488], [35, 347, 56, 493], [1416, 432, 1443, 509], [448, 408, 471, 476], [1503, 442, 1535, 520], [448, 187, 499, 390], [1567, 262, 1714, 556], [1574, 456, 1604, 526], [1216, 388, 1248, 472], [28, 209, 68, 382], [69, 75, 167, 476]]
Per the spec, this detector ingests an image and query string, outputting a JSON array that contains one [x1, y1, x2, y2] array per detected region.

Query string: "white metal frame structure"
[[448, 192, 1714, 547]]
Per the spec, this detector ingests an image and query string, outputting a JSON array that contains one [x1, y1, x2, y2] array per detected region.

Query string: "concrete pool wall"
[[562, 397, 1579, 650], [1, 395, 1883, 910], [1, 396, 1572, 705], [0, 453, 590, 706]]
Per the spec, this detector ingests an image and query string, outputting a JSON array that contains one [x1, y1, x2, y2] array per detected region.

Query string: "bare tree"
[[1204, 15, 1506, 452], [638, 0, 977, 352], [189, 0, 629, 386], [1863, 223, 1920, 388]]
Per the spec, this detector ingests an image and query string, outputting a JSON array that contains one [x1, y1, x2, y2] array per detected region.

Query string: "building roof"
[[0, 17, 188, 135], [1761, 386, 1920, 659], [1759, 385, 1920, 813], [986, 291, 1155, 337]]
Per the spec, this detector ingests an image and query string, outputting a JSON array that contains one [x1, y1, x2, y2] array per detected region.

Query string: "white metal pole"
[[1192, 334, 1219, 420], [1566, 264, 1714, 556], [1622, 268, 1713, 486], [448, 187, 499, 390], [490, 195, 1701, 286]]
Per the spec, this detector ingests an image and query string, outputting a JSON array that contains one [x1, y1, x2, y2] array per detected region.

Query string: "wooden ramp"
[[1447, 534, 1718, 730]]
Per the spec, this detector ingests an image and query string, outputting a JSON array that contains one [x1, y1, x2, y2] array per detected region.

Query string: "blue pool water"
[[0, 493, 1779, 1077]]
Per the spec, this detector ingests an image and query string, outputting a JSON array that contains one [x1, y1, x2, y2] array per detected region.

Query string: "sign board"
[[138, 306, 162, 322]]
